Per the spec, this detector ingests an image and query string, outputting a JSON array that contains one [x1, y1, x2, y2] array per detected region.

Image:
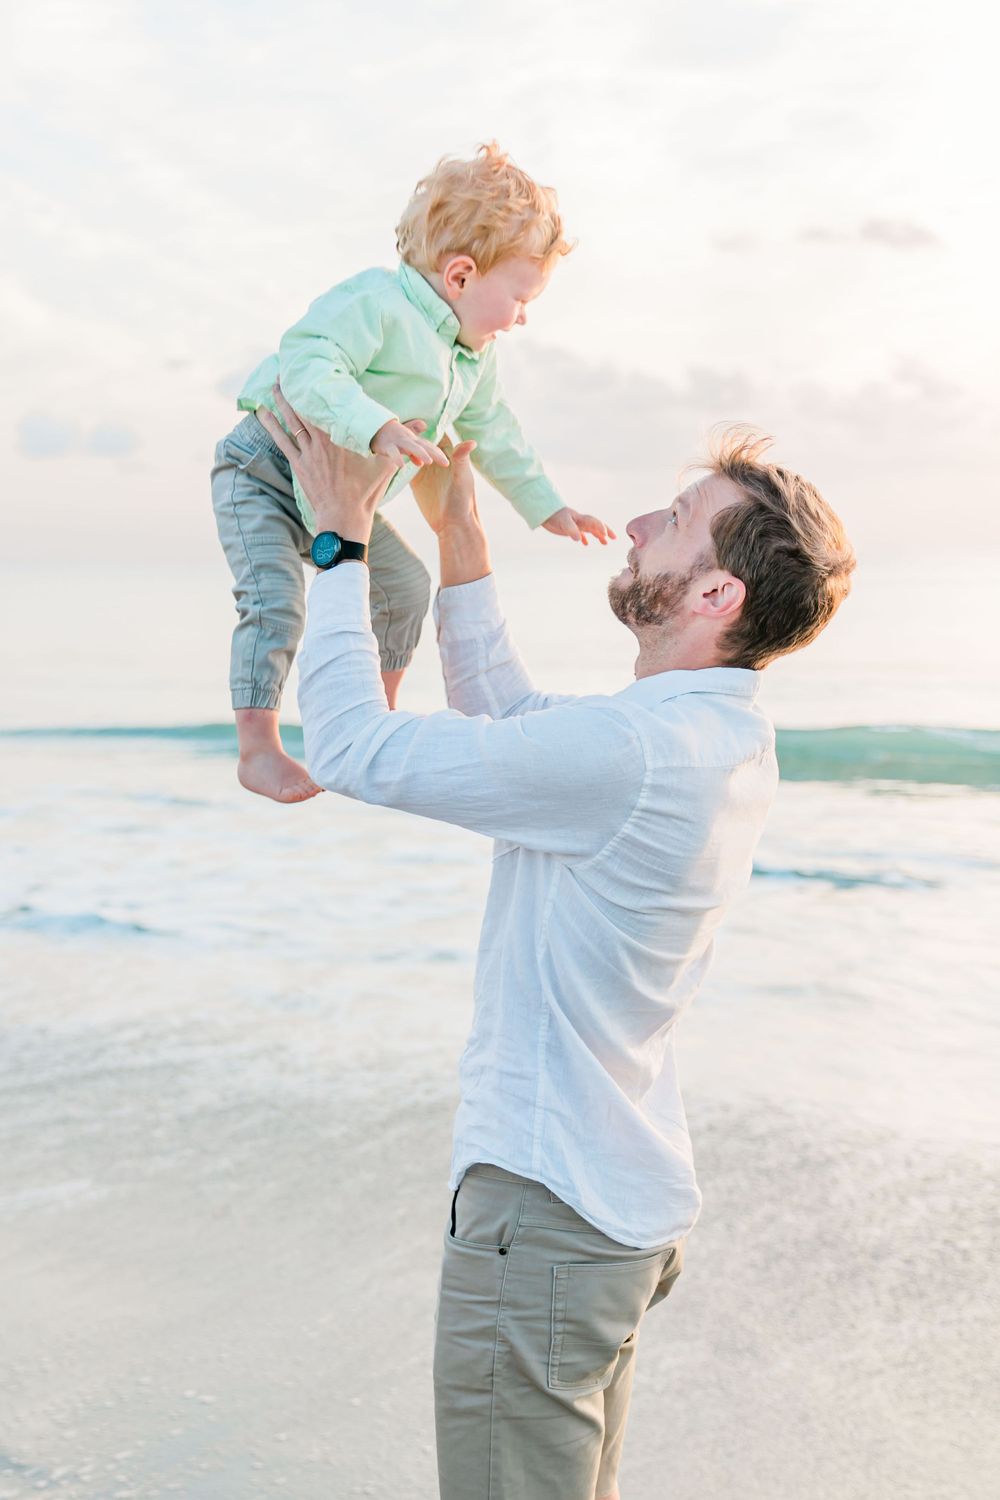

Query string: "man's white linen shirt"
[[298, 564, 778, 1248]]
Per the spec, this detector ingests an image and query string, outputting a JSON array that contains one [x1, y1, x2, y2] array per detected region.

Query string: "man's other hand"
[[410, 434, 480, 535]]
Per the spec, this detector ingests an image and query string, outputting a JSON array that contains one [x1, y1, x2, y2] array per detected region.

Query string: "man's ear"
[[441, 255, 478, 297], [692, 571, 746, 622]]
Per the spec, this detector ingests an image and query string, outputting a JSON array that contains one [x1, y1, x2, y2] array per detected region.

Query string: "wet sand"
[[2, 966, 997, 1500]]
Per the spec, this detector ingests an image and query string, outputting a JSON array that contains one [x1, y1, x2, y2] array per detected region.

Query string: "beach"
[[3, 624, 998, 1498]]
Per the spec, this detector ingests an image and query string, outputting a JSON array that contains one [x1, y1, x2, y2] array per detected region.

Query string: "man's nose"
[[627, 511, 664, 546]]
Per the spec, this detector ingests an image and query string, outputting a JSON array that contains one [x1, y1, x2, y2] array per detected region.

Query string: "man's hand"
[[410, 434, 492, 589], [256, 385, 411, 543], [540, 506, 617, 546], [372, 417, 450, 470], [410, 434, 480, 535]]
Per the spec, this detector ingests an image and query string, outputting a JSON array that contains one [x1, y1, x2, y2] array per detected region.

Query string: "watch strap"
[[336, 539, 368, 566]]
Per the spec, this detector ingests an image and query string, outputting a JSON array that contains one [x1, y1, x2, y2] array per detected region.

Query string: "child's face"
[[448, 256, 553, 351]]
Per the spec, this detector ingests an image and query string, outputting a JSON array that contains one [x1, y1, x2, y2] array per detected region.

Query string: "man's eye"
[[669, 510, 678, 526]]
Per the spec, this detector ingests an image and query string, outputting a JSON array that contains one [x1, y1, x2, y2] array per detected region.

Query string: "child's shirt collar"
[[398, 261, 482, 360]]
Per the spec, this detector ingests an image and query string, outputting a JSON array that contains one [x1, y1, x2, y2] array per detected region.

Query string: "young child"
[[211, 142, 614, 803]]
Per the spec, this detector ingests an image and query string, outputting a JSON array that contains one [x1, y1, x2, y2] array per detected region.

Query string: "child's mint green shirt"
[[238, 261, 563, 535]]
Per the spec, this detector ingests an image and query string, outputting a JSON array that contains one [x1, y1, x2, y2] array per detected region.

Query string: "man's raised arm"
[[417, 440, 580, 721], [252, 392, 640, 857]]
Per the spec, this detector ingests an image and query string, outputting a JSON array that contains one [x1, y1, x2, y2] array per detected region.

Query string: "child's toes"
[[280, 778, 323, 803], [238, 750, 321, 804]]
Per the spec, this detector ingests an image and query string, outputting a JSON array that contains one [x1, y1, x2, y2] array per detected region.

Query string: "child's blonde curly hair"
[[396, 142, 573, 276]]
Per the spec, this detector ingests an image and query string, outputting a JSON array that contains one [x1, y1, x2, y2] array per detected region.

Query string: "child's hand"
[[372, 418, 450, 470], [541, 506, 617, 546]]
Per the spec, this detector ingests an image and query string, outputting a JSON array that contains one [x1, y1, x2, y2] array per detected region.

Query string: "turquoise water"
[[6, 721, 999, 788]]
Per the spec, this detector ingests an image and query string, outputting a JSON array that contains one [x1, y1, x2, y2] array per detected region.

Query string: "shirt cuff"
[[308, 558, 372, 623], [505, 482, 564, 530], [433, 572, 502, 639], [340, 397, 399, 457]]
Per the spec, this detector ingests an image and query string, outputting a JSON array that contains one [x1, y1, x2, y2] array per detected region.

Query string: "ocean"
[[2, 545, 999, 1499]]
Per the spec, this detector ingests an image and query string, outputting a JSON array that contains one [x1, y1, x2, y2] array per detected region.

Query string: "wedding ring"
[[291, 427, 306, 438]]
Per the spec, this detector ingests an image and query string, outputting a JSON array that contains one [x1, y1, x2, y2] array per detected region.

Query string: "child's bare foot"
[[233, 707, 322, 804], [237, 748, 322, 803]]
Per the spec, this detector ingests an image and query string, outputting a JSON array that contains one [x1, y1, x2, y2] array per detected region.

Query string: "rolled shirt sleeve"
[[433, 573, 581, 720], [276, 286, 398, 454], [297, 567, 645, 860]]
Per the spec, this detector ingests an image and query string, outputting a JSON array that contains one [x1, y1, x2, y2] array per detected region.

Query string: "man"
[[255, 389, 856, 1500]]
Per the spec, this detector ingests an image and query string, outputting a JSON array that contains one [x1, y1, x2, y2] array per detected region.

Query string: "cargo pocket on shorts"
[[548, 1247, 677, 1397]]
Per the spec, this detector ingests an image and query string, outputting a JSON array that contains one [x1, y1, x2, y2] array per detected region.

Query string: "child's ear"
[[442, 254, 478, 297]]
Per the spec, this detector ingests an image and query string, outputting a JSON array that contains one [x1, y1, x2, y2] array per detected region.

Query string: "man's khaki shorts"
[[433, 1163, 684, 1500]]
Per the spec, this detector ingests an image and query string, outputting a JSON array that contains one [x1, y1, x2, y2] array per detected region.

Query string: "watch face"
[[312, 532, 342, 568]]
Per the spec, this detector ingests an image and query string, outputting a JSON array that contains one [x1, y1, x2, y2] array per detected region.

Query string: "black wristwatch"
[[310, 531, 369, 570]]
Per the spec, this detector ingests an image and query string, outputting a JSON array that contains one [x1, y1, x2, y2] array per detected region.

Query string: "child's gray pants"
[[211, 415, 432, 710]]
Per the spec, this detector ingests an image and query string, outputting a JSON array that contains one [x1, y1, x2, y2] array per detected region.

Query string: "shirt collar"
[[615, 666, 761, 709], [398, 261, 480, 358]]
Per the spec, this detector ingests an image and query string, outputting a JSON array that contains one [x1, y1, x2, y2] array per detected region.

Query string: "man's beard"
[[607, 557, 713, 629]]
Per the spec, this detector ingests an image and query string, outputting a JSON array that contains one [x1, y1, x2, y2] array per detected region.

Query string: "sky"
[[2, 0, 997, 576]]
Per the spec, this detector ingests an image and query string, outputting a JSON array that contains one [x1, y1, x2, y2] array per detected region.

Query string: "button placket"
[[439, 368, 461, 429]]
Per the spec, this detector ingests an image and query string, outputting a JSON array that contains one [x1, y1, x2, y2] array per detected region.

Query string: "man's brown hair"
[[703, 427, 856, 669]]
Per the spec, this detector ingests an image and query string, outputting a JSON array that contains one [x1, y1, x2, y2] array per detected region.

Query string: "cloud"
[[798, 226, 848, 245], [1, 0, 993, 573], [713, 233, 759, 253], [859, 218, 942, 250], [500, 342, 986, 483], [642, 0, 799, 69], [17, 413, 139, 460], [86, 423, 139, 458], [799, 220, 942, 250], [16, 414, 78, 458], [490, 340, 998, 559], [501, 346, 760, 472]]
